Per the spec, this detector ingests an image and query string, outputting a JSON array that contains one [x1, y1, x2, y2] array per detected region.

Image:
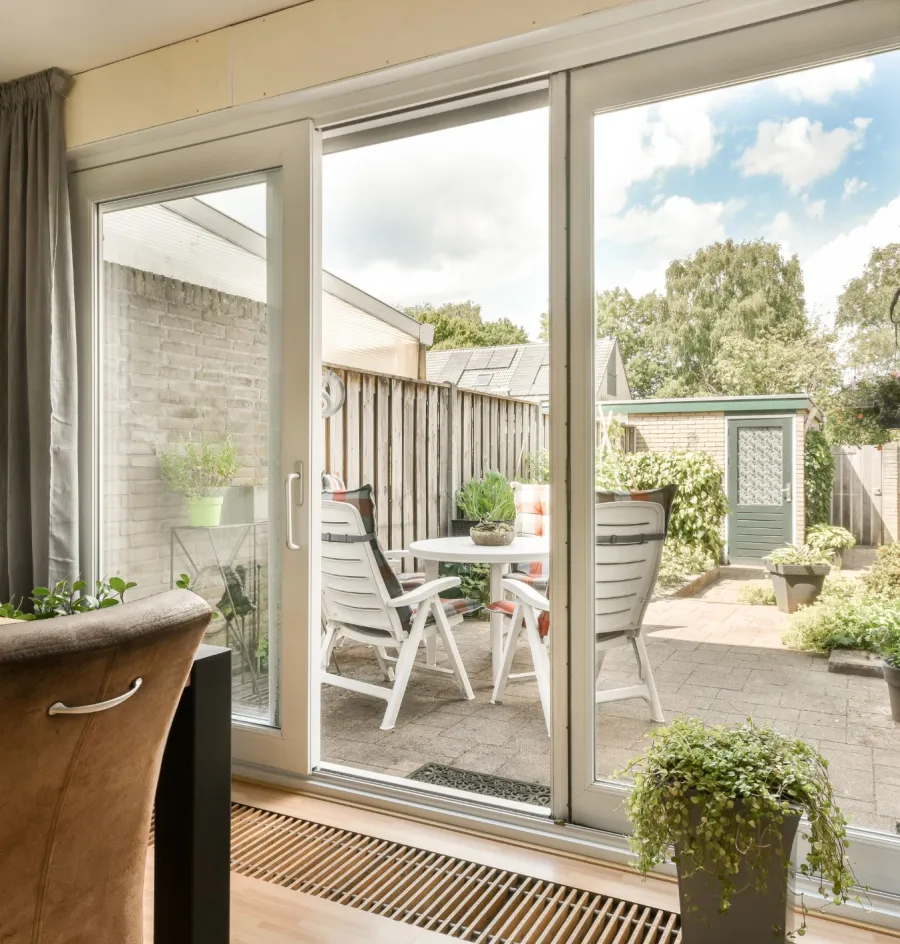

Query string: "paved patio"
[[320, 568, 900, 834]]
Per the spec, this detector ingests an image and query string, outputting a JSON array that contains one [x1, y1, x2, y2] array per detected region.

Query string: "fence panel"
[[323, 366, 545, 543], [830, 445, 884, 547]]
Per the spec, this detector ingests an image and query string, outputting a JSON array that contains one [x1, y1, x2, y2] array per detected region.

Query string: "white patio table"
[[408, 535, 550, 684]]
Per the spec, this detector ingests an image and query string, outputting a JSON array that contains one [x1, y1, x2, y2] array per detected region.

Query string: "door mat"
[[408, 762, 551, 807]]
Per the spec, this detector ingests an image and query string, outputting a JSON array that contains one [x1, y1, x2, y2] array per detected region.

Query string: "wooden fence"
[[323, 366, 549, 556], [830, 445, 885, 546]]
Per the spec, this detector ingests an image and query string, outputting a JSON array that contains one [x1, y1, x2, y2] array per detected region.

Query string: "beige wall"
[[66, 0, 631, 147], [632, 412, 726, 468]]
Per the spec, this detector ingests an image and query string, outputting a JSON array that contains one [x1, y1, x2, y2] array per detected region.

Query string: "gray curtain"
[[0, 69, 78, 601]]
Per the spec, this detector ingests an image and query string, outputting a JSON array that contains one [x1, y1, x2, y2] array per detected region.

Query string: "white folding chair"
[[321, 497, 477, 730], [491, 497, 668, 733]]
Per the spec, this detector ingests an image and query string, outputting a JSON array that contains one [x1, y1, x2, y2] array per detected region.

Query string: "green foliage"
[[863, 542, 900, 600], [217, 565, 256, 624], [807, 524, 855, 553], [738, 583, 777, 606], [158, 439, 238, 499], [404, 301, 528, 351], [836, 242, 900, 377], [782, 578, 900, 652], [438, 562, 490, 608], [596, 449, 729, 558], [518, 449, 550, 484], [766, 544, 831, 567], [656, 542, 716, 590], [2, 576, 137, 621], [470, 521, 514, 534], [620, 717, 855, 935], [804, 431, 836, 527], [880, 627, 900, 669], [455, 470, 515, 522], [824, 382, 894, 445], [176, 573, 194, 590]]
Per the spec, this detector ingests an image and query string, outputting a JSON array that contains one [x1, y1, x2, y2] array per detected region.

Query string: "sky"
[[204, 48, 900, 342]]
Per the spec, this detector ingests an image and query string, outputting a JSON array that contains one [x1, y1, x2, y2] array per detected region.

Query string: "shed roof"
[[602, 394, 816, 415], [426, 338, 616, 400]]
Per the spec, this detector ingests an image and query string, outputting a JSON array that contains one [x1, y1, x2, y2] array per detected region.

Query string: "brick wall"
[[102, 262, 269, 601], [883, 443, 899, 545], [794, 413, 806, 544], [631, 412, 726, 467]]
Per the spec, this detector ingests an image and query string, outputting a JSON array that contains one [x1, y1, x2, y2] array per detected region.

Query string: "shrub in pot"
[[806, 524, 856, 570], [620, 717, 855, 943], [765, 544, 832, 614], [158, 439, 238, 527], [454, 470, 516, 536], [879, 629, 900, 723], [470, 520, 515, 547], [0, 576, 137, 621]]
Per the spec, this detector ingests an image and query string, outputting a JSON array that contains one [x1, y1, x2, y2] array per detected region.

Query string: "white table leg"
[[423, 560, 440, 667], [490, 563, 506, 684]]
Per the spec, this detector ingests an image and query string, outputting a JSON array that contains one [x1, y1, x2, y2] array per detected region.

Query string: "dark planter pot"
[[676, 809, 800, 943], [451, 518, 514, 537], [765, 562, 831, 613], [884, 661, 900, 723]]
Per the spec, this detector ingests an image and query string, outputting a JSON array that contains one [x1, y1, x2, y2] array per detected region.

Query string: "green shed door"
[[727, 418, 793, 565]]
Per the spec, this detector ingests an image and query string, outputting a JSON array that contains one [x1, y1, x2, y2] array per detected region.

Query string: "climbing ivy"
[[805, 430, 835, 528]]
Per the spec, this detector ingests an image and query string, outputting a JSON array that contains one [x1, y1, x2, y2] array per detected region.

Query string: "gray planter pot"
[[470, 527, 515, 547], [676, 809, 800, 943], [884, 660, 900, 723], [765, 562, 831, 613]]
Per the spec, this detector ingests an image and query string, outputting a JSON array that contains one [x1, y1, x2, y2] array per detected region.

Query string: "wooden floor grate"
[[228, 802, 683, 944]]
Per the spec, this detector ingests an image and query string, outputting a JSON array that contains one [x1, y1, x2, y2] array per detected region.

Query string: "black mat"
[[408, 762, 551, 807]]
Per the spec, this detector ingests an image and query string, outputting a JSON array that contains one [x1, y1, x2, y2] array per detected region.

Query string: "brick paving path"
[[321, 568, 900, 834]]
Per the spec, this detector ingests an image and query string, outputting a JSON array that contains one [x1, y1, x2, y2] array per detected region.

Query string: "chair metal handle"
[[48, 678, 143, 716]]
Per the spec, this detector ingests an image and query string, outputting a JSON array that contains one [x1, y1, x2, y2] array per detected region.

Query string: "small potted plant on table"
[[453, 470, 516, 536], [159, 439, 238, 528], [470, 519, 515, 547], [621, 717, 855, 943], [765, 544, 832, 613], [806, 524, 856, 570]]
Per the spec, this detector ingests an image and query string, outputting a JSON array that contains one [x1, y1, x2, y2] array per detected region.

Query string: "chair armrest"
[[389, 576, 460, 608], [383, 549, 410, 561], [500, 577, 550, 611]]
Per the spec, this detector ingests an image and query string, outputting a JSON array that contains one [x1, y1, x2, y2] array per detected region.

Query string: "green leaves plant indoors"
[[619, 717, 857, 938], [455, 471, 516, 522], [804, 431, 835, 528], [2, 577, 137, 621], [158, 438, 238, 500]]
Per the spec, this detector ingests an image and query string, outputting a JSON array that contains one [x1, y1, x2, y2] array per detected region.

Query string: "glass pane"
[[590, 47, 900, 837], [318, 107, 552, 805], [100, 178, 279, 725]]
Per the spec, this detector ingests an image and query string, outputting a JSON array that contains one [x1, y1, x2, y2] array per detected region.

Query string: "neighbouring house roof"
[[426, 338, 618, 401], [602, 394, 817, 415]]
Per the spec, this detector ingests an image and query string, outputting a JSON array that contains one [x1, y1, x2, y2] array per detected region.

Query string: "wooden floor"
[[144, 780, 900, 943]]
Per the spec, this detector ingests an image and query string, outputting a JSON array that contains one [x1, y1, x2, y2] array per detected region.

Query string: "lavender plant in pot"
[[765, 544, 832, 614], [620, 717, 856, 943], [454, 471, 516, 537]]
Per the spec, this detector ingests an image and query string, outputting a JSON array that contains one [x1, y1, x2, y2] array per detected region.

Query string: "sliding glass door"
[[71, 121, 321, 773], [565, 13, 900, 907]]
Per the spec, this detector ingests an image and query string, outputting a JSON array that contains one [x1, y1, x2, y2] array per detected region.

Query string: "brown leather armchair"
[[0, 589, 212, 944]]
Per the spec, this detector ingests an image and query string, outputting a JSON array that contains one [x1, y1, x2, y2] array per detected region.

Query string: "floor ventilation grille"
[[229, 803, 683, 944]]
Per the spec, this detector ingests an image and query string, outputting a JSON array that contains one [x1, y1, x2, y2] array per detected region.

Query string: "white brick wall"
[[631, 412, 726, 468]]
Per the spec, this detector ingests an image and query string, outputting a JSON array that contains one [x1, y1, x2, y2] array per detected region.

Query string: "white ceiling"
[[0, 0, 296, 82]]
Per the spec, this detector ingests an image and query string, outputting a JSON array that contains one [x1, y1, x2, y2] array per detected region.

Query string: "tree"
[[404, 301, 529, 350], [836, 243, 900, 376]]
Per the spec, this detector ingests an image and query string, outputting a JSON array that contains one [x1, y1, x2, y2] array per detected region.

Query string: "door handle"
[[782, 483, 792, 503], [285, 471, 301, 551]]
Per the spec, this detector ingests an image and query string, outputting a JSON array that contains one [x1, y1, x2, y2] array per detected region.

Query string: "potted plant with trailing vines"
[[158, 438, 238, 528], [765, 544, 831, 614], [621, 717, 857, 943]]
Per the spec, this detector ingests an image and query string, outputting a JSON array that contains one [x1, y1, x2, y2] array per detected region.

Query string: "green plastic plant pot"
[[188, 495, 224, 527], [765, 562, 830, 613]]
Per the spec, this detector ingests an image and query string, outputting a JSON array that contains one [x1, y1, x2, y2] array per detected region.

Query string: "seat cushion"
[[487, 597, 551, 639], [337, 596, 482, 639], [399, 573, 426, 591]]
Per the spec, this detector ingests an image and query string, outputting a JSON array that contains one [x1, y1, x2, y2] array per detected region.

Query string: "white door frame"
[[565, 4, 900, 913], [70, 120, 322, 774]]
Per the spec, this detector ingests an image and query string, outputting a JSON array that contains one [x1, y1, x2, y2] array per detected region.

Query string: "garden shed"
[[604, 394, 822, 564]]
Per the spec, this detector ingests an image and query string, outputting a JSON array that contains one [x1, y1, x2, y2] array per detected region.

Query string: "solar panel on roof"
[[488, 348, 516, 369], [509, 346, 544, 397], [467, 350, 491, 370], [443, 351, 470, 385]]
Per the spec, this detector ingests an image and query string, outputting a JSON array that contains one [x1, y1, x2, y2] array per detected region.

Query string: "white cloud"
[[594, 92, 720, 216], [737, 117, 870, 193], [774, 58, 874, 104], [803, 196, 826, 219], [766, 211, 794, 254], [843, 176, 868, 199], [802, 195, 900, 323]]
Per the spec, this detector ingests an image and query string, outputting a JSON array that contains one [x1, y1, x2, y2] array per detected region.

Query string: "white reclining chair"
[[321, 488, 479, 730], [490, 488, 676, 733]]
